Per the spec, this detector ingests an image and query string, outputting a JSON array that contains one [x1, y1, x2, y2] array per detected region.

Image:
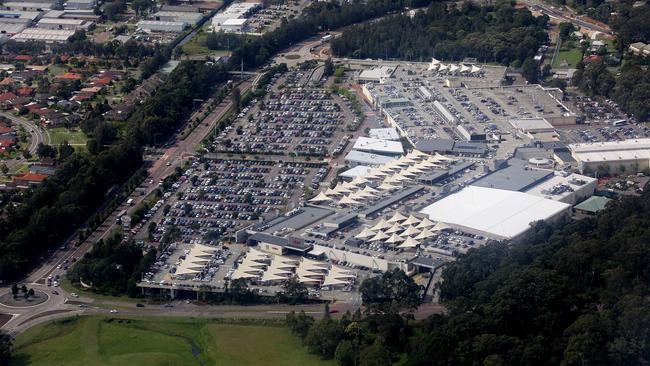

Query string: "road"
[[522, 0, 612, 35], [0, 111, 50, 170], [0, 79, 256, 336]]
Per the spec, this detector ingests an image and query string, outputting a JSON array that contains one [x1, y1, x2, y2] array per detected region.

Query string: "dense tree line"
[[0, 62, 228, 282], [405, 189, 650, 365], [0, 0, 432, 282], [573, 60, 650, 121], [287, 269, 422, 365], [67, 233, 155, 296], [229, 0, 434, 68], [331, 2, 549, 64]]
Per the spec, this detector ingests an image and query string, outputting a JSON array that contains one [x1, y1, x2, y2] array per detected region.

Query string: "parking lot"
[[211, 71, 357, 158], [145, 158, 329, 244]]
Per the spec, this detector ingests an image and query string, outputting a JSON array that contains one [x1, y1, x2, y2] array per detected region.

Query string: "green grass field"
[[48, 128, 88, 147], [11, 316, 334, 366], [553, 48, 583, 68]]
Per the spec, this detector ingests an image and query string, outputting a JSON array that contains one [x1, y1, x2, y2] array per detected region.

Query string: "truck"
[[320, 34, 332, 43], [116, 209, 127, 224], [127, 198, 134, 206]]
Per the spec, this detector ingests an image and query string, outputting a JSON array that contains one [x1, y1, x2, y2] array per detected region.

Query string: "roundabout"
[[0, 289, 49, 308]]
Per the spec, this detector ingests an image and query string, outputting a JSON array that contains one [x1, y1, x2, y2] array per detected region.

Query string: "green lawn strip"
[[48, 127, 88, 146], [553, 48, 582, 68], [11, 316, 333, 366], [60, 276, 141, 304]]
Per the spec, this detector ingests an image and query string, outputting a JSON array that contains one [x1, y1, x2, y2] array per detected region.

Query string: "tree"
[[335, 340, 355, 366], [282, 276, 308, 304], [305, 316, 343, 359], [559, 22, 576, 40], [324, 58, 335, 77], [359, 268, 421, 315], [522, 58, 539, 84], [36, 143, 56, 159], [286, 310, 314, 338], [11, 283, 18, 298], [58, 141, 74, 160], [0, 164, 8, 175], [20, 285, 27, 294], [0, 331, 11, 365], [27, 288, 35, 298], [359, 339, 391, 366], [231, 87, 241, 112]]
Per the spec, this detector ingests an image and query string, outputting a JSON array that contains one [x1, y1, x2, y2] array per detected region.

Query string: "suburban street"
[[0, 111, 50, 170]]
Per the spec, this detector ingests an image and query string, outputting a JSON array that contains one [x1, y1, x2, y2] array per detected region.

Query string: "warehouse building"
[[570, 138, 650, 174], [37, 18, 92, 30], [211, 2, 260, 31], [153, 11, 202, 25], [353, 136, 404, 156], [64, 0, 97, 10], [420, 185, 572, 240], [220, 18, 248, 33], [2, 2, 52, 12], [368, 128, 400, 141], [11, 28, 75, 43], [345, 150, 397, 167], [0, 10, 42, 21], [358, 66, 396, 83], [0, 23, 26, 35], [509, 118, 556, 134], [416, 139, 488, 157], [524, 172, 597, 205], [472, 159, 554, 191], [456, 124, 486, 142], [137, 20, 187, 33]]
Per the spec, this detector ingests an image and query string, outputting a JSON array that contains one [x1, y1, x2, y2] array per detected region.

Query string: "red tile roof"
[[14, 55, 33, 62], [0, 92, 17, 102], [16, 87, 34, 96], [15, 173, 48, 183]]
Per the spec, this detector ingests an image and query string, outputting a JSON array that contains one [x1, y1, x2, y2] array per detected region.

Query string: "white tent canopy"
[[370, 231, 390, 242], [398, 236, 420, 249], [355, 227, 377, 239], [339, 196, 361, 205], [416, 217, 436, 229], [415, 228, 436, 240], [385, 223, 403, 234], [387, 212, 408, 223], [402, 215, 420, 226], [309, 191, 333, 203], [385, 233, 405, 244], [402, 225, 421, 237], [371, 218, 391, 231]]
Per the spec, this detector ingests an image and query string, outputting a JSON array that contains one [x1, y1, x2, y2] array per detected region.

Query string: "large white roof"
[[353, 137, 404, 155], [419, 186, 570, 239], [570, 138, 650, 163]]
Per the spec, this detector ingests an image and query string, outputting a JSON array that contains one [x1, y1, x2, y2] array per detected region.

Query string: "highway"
[[522, 0, 613, 35], [0, 78, 256, 335]]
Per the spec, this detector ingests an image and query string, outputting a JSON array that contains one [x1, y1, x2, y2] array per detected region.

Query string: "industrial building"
[[352, 136, 404, 156], [0, 10, 42, 21], [11, 28, 75, 43], [64, 0, 97, 10], [220, 18, 248, 33], [357, 66, 396, 83], [0, 22, 25, 35], [509, 118, 556, 134], [420, 186, 572, 240], [137, 20, 187, 33], [153, 11, 202, 25], [456, 124, 486, 141], [416, 139, 488, 157], [211, 2, 260, 32], [368, 128, 400, 141], [569, 138, 650, 174], [345, 150, 396, 167], [2, 2, 52, 12], [37, 18, 92, 30], [472, 159, 555, 191], [524, 172, 597, 205]]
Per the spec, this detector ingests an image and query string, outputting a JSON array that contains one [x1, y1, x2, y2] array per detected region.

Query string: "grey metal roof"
[[471, 160, 553, 192], [258, 206, 334, 234], [415, 139, 454, 153], [360, 185, 424, 217], [248, 232, 287, 246], [410, 256, 444, 270], [324, 211, 358, 226], [447, 161, 476, 176], [453, 142, 487, 155]]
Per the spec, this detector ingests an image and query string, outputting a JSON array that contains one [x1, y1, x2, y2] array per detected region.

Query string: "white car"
[[109, 309, 118, 314]]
